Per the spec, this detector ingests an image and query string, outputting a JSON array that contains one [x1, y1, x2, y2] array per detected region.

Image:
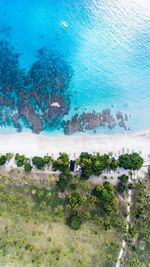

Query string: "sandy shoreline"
[[0, 130, 150, 159]]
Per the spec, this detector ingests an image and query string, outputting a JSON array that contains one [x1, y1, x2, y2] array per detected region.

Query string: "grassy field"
[[0, 175, 122, 267]]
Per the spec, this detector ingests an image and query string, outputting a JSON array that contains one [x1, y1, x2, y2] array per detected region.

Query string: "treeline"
[[0, 151, 143, 194], [0, 151, 144, 174], [76, 152, 144, 179]]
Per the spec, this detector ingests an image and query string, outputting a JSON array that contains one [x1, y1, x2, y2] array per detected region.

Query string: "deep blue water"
[[0, 0, 149, 134]]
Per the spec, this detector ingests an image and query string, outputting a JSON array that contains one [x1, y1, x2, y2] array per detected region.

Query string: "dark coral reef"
[[0, 33, 72, 133], [62, 109, 129, 135]]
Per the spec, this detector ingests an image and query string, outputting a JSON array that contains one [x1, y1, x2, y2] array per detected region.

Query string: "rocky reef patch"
[[62, 109, 129, 135]]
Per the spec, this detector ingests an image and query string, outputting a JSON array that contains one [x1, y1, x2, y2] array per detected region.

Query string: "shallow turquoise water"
[[0, 0, 150, 134]]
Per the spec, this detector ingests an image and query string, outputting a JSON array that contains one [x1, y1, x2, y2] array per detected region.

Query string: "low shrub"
[[66, 214, 82, 230]]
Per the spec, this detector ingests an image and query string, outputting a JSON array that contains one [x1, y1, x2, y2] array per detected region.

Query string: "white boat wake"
[[60, 20, 68, 29]]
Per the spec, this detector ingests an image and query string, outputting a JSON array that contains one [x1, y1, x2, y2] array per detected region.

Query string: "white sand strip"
[[0, 130, 149, 158]]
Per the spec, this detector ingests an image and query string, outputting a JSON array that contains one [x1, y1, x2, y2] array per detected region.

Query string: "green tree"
[[77, 152, 110, 178], [117, 182, 126, 193], [77, 152, 93, 179], [24, 163, 32, 172], [66, 213, 82, 230], [130, 153, 144, 170], [81, 167, 93, 180], [52, 153, 69, 172], [44, 155, 53, 164], [93, 183, 114, 203], [0, 155, 7, 166], [103, 181, 113, 192], [57, 174, 68, 191], [68, 192, 84, 210], [92, 154, 109, 176], [110, 159, 119, 171], [77, 152, 93, 168], [32, 156, 45, 169], [15, 153, 26, 167], [119, 153, 144, 170], [57, 172, 74, 191], [6, 153, 13, 161], [118, 174, 129, 184]]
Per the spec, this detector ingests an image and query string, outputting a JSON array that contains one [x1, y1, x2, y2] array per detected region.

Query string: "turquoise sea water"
[[0, 0, 150, 135]]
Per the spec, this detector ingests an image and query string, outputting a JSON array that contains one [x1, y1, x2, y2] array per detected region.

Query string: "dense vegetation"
[[117, 174, 129, 193], [76, 152, 143, 179], [0, 150, 148, 266], [118, 153, 144, 170], [0, 151, 144, 176], [0, 153, 13, 166], [124, 180, 150, 266], [0, 175, 122, 267]]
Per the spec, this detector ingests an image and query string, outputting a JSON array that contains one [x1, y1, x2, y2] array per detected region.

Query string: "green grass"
[[0, 218, 121, 267], [0, 175, 122, 267]]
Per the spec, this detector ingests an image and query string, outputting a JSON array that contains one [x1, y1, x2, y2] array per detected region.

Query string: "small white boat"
[[51, 102, 60, 108], [60, 20, 68, 29]]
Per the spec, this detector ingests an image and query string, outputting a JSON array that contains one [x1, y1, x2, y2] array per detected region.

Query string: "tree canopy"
[[110, 159, 119, 171], [93, 182, 114, 203], [118, 175, 129, 184], [32, 156, 45, 169], [77, 152, 110, 179], [68, 192, 85, 210], [15, 153, 27, 167], [44, 155, 53, 164], [66, 213, 82, 230], [52, 153, 69, 172], [0, 155, 7, 166], [119, 153, 144, 170], [24, 163, 32, 172], [117, 183, 126, 193]]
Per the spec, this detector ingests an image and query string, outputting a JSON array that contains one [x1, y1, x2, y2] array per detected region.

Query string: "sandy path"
[[116, 188, 132, 267]]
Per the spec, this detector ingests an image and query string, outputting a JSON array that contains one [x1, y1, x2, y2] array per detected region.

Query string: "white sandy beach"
[[0, 130, 150, 159]]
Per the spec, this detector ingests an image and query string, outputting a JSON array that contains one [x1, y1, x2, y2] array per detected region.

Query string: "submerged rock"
[[63, 114, 83, 135], [18, 103, 44, 134], [62, 109, 128, 135], [0, 36, 73, 133]]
